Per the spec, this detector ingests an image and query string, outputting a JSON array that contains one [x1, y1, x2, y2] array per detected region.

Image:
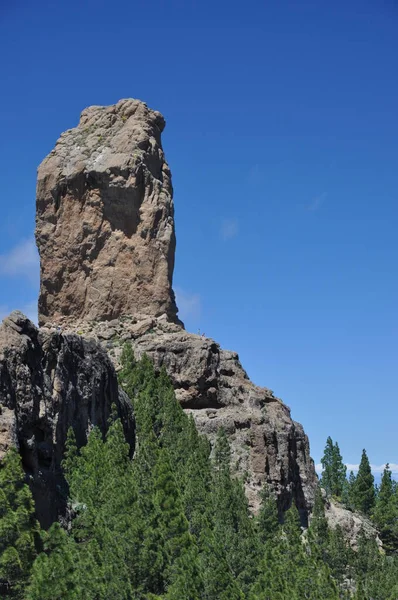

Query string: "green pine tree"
[[351, 449, 375, 515], [212, 427, 259, 593], [27, 523, 82, 600], [320, 437, 347, 498], [374, 464, 398, 553], [0, 448, 39, 599], [342, 470, 357, 509], [256, 484, 279, 546], [309, 485, 329, 550]]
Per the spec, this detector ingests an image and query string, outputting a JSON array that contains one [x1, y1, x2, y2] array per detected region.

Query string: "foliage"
[[373, 464, 398, 553], [0, 448, 40, 599], [350, 449, 375, 516], [1, 346, 396, 598], [320, 436, 347, 498]]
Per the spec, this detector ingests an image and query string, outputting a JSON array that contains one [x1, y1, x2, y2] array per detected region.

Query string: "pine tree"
[[165, 546, 203, 600], [320, 436, 347, 498], [309, 486, 329, 548], [0, 448, 39, 599], [27, 523, 81, 600], [132, 429, 165, 596], [342, 470, 357, 509], [249, 542, 291, 600], [279, 502, 339, 599], [153, 448, 194, 577], [332, 441, 347, 497], [256, 484, 279, 546], [199, 527, 245, 600], [351, 449, 375, 515], [61, 426, 78, 481], [30, 418, 138, 599], [373, 464, 398, 553], [212, 427, 259, 593], [23, 348, 398, 598], [326, 525, 351, 585]]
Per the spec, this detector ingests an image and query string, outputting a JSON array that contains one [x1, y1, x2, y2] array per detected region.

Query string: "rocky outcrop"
[[53, 314, 317, 520], [0, 311, 134, 528], [131, 326, 316, 518], [31, 98, 319, 522], [36, 99, 179, 327], [324, 498, 382, 550]]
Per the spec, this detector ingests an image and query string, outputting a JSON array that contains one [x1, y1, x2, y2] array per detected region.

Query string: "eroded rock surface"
[[0, 311, 134, 527], [132, 328, 316, 518], [51, 314, 317, 519], [324, 498, 382, 550], [36, 98, 179, 326], [30, 99, 319, 522]]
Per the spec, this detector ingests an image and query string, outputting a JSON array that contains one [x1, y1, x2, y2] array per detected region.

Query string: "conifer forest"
[[1, 347, 397, 599]]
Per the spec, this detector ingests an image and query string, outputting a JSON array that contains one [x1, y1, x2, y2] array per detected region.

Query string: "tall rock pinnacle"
[[29, 98, 318, 522], [36, 99, 179, 326]]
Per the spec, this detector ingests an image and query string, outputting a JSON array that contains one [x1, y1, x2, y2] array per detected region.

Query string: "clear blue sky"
[[0, 0, 397, 472]]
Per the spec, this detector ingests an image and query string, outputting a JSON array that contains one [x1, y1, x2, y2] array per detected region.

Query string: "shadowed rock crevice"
[[0, 311, 135, 528]]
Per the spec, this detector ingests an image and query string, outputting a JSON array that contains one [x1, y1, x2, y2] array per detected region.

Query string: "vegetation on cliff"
[[1, 347, 397, 599]]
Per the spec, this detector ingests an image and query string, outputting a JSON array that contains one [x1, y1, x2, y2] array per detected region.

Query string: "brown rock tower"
[[36, 99, 179, 326]]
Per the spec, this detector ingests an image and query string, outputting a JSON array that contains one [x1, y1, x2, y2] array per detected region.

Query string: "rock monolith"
[[36, 99, 178, 326]]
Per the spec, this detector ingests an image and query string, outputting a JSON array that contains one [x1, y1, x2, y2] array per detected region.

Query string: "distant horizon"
[[315, 463, 398, 483]]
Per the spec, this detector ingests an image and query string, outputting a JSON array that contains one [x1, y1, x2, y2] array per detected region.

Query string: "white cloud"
[[307, 192, 327, 211], [316, 463, 398, 475], [220, 218, 239, 241], [346, 463, 398, 475], [0, 237, 39, 284], [175, 287, 201, 321]]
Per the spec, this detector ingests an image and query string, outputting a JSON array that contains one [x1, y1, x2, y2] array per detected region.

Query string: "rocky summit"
[[3, 99, 318, 524], [36, 98, 178, 327]]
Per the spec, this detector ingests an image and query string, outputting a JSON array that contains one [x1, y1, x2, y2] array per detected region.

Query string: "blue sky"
[[0, 0, 397, 473]]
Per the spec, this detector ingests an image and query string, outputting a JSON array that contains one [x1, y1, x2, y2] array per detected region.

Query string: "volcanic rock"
[[36, 99, 179, 326], [324, 498, 382, 550], [129, 326, 316, 518], [31, 98, 319, 521], [0, 311, 134, 528]]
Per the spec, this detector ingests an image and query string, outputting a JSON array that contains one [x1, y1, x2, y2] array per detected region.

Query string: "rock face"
[[131, 326, 316, 519], [0, 311, 134, 528], [29, 98, 319, 522], [61, 314, 317, 520], [36, 98, 179, 327], [323, 498, 382, 550]]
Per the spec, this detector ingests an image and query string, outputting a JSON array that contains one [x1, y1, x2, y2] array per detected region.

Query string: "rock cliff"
[[2, 98, 319, 524], [132, 326, 316, 517], [48, 313, 316, 519], [0, 311, 134, 528], [36, 98, 178, 326]]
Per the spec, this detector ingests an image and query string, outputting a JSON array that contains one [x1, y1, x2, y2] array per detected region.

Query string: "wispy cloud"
[[307, 192, 327, 211], [316, 463, 398, 475], [0, 300, 38, 326], [220, 218, 239, 241], [175, 287, 201, 322], [0, 237, 39, 284]]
